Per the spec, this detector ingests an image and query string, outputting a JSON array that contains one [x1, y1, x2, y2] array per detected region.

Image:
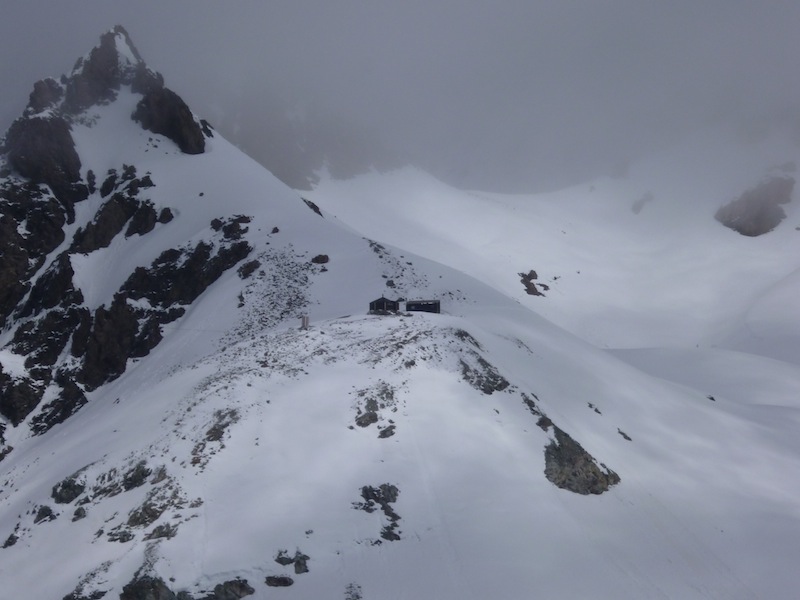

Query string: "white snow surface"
[[1, 85, 799, 600]]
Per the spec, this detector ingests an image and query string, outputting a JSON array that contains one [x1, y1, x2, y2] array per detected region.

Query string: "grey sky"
[[2, 1, 800, 191]]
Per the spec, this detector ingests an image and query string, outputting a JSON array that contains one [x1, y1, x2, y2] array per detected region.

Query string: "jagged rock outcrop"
[[4, 116, 87, 213], [0, 27, 238, 433], [0, 369, 44, 426], [122, 238, 252, 308], [17, 253, 83, 318], [133, 88, 206, 154], [70, 165, 161, 250], [77, 294, 158, 390], [126, 201, 160, 237], [199, 579, 255, 599], [63, 25, 162, 113], [519, 269, 548, 296], [0, 214, 34, 324], [12, 307, 88, 366], [715, 176, 795, 236], [0, 182, 67, 329], [119, 576, 255, 600], [52, 476, 86, 504], [27, 77, 63, 113], [71, 195, 139, 252], [120, 576, 176, 600], [30, 373, 88, 435], [0, 223, 251, 425]]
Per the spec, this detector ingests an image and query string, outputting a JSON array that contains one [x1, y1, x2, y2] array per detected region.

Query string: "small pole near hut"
[[300, 315, 310, 330]]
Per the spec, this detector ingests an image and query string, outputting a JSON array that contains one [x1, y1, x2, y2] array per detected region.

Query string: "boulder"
[[544, 426, 620, 495]]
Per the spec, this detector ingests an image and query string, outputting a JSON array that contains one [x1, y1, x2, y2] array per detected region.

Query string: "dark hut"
[[369, 297, 400, 313], [406, 299, 440, 313]]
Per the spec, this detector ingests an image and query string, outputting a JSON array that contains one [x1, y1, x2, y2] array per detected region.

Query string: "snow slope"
[[0, 30, 799, 600], [302, 131, 800, 598], [307, 130, 800, 353]]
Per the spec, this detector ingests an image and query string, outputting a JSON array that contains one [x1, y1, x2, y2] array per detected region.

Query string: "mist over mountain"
[[3, 2, 800, 192], [0, 18, 799, 600]]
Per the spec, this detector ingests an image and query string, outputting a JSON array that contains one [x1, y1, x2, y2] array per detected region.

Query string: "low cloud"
[[2, 1, 800, 191]]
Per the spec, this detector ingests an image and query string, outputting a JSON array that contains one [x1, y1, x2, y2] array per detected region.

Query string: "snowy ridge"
[[5, 296, 793, 598]]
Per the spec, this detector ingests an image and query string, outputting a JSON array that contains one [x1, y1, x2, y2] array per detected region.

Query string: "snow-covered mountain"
[[1, 26, 798, 600]]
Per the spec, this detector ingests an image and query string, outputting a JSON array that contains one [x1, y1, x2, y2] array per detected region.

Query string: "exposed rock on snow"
[[71, 167, 157, 253], [33, 504, 56, 523], [119, 575, 176, 600], [199, 579, 255, 599], [353, 380, 397, 431], [30, 372, 89, 434], [114, 575, 255, 600], [344, 583, 364, 600], [459, 354, 509, 394], [264, 576, 294, 587], [52, 474, 86, 504], [273, 549, 310, 575], [354, 484, 402, 542], [121, 237, 252, 308], [544, 426, 620, 495], [519, 269, 548, 296], [302, 197, 323, 216], [63, 591, 107, 600]]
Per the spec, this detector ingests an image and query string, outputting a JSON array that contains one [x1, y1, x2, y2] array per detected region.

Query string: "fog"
[[2, 1, 800, 192]]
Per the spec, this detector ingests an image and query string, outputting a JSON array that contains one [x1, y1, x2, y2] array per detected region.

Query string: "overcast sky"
[[2, 1, 800, 191]]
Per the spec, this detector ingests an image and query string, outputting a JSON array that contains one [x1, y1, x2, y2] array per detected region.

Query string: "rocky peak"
[[2, 25, 205, 216], [64, 25, 162, 113], [0, 27, 224, 437], [21, 25, 162, 118]]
